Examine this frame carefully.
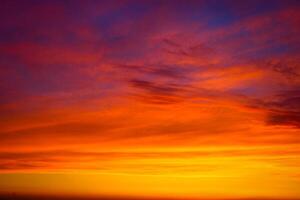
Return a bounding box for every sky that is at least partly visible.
[0,0,300,199]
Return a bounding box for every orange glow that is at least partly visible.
[0,0,300,199]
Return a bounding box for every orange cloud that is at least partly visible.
[0,0,300,199]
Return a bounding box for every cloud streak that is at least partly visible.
[0,0,300,198]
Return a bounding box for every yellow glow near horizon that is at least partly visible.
[1,1,300,199]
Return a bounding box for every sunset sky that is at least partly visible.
[0,0,300,199]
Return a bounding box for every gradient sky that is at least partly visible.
[0,0,300,199]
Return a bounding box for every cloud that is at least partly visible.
[0,2,300,193]
[128,79,189,105]
[265,89,300,128]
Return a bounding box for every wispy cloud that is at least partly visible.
[0,0,300,198]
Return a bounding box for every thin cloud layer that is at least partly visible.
[0,0,300,199]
